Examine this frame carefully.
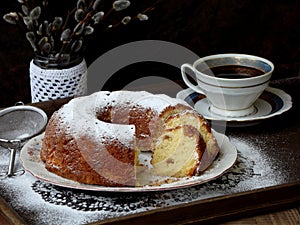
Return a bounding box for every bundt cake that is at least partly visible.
[40,90,219,187]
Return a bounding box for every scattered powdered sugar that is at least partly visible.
[1,177,111,225]
[1,128,288,225]
[0,90,292,224]
[0,150,139,225]
[229,134,287,188]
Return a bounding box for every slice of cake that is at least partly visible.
[163,111,220,173]
[151,125,205,177]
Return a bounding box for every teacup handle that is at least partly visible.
[181,63,204,94]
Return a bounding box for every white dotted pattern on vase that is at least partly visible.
[30,59,88,103]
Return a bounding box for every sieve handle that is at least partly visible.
[7,148,17,177]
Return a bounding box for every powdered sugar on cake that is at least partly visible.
[55,90,190,148]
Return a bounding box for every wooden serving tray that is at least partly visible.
[0,79,299,225]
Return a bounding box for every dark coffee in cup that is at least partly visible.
[202,65,265,79]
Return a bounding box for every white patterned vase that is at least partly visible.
[29,57,88,103]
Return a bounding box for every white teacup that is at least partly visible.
[181,54,274,117]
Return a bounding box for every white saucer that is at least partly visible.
[176,87,292,122]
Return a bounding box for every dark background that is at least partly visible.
[1,0,300,107]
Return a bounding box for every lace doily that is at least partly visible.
[29,153,257,212]
[30,59,87,102]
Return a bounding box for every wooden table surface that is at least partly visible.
[0,78,299,225]
[220,207,299,225]
[0,199,298,225]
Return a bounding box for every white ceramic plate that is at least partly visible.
[176,87,292,122]
[20,131,237,192]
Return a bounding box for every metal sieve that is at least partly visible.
[0,103,47,178]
